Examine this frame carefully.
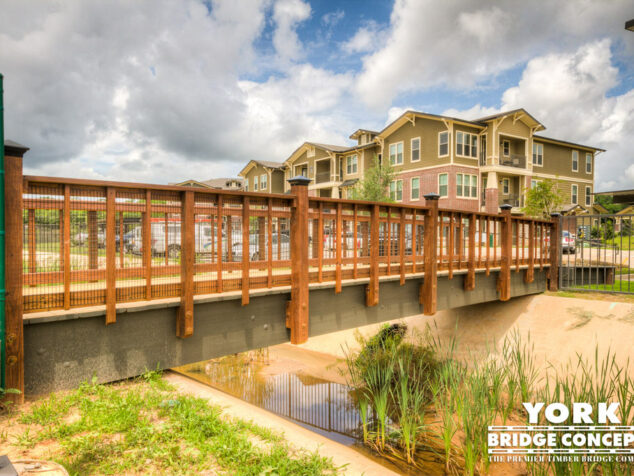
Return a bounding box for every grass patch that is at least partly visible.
[579,280,634,292]
[4,371,337,475]
[606,235,634,250]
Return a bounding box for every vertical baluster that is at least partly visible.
[353,204,358,279]
[216,195,223,293]
[144,189,152,300]
[267,197,273,287]
[399,208,405,285]
[335,202,342,293]
[366,204,379,306]
[242,196,250,305]
[105,187,116,324]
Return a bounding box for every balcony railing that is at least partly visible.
[501,194,522,207]
[499,154,526,168]
[315,171,333,184]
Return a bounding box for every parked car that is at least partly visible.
[561,230,576,254]
[226,232,291,261]
[127,222,213,257]
[72,230,105,248]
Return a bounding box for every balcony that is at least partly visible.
[501,194,521,207]
[499,154,526,169]
[316,171,333,184]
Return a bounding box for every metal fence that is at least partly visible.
[559,213,633,294]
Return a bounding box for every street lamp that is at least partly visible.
[626,19,634,31]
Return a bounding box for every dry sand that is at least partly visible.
[299,292,634,377]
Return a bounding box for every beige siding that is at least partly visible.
[383,117,452,172]
[536,141,594,182]
[453,125,482,166]
[244,164,268,191]
[497,117,531,137]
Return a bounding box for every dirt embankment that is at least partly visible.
[299,293,634,377]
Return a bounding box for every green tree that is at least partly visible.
[595,194,626,214]
[522,179,566,219]
[351,155,396,202]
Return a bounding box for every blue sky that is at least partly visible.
[1,0,633,190]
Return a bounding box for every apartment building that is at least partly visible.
[239,160,286,193]
[236,108,603,214]
[173,177,243,190]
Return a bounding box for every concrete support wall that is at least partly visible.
[24,269,548,395]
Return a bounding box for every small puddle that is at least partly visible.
[175,353,435,475]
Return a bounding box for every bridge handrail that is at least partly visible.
[17,174,559,336]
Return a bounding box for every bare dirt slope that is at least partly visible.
[299,292,634,376]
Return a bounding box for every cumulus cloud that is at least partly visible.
[444,40,634,191]
[272,0,311,63]
[342,20,387,54]
[354,0,633,110]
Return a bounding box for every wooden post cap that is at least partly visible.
[424,193,440,201]
[550,212,561,218]
[287,176,312,186]
[500,204,513,211]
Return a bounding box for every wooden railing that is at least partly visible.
[18,175,559,341]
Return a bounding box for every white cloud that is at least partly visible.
[444,40,634,191]
[342,20,386,54]
[272,0,311,63]
[322,9,344,27]
[354,0,633,110]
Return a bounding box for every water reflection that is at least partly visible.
[178,355,363,445]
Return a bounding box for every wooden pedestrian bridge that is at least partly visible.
[2,146,559,398]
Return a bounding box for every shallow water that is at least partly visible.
[176,353,444,475]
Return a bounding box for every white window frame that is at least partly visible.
[411,137,421,162]
[456,173,478,199]
[346,155,358,175]
[389,179,403,202]
[585,186,592,206]
[456,131,478,158]
[244,182,249,192]
[389,142,404,165]
[502,178,509,195]
[585,152,592,174]
[531,179,541,189]
[260,173,267,191]
[502,140,510,157]
[571,184,578,204]
[438,173,448,198]
[410,177,420,201]
[532,143,543,166]
[253,175,259,191]
[572,150,578,172]
[438,131,449,157]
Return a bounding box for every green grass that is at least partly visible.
[8,371,337,475]
[606,235,633,250]
[580,280,633,292]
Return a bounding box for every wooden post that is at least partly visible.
[335,202,342,294]
[63,185,70,309]
[288,176,310,344]
[267,198,273,287]
[216,195,223,293]
[87,210,98,270]
[105,188,116,324]
[4,149,25,402]
[498,204,512,301]
[242,196,250,306]
[144,190,152,300]
[177,190,194,338]
[317,201,323,283]
[27,208,36,276]
[399,208,405,285]
[421,194,439,315]
[464,213,476,290]
[548,213,560,291]
[258,216,266,262]
[525,220,535,283]
[365,204,379,307]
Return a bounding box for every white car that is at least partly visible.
[127,222,213,257]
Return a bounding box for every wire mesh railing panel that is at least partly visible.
[559,214,633,294]
[22,178,559,313]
